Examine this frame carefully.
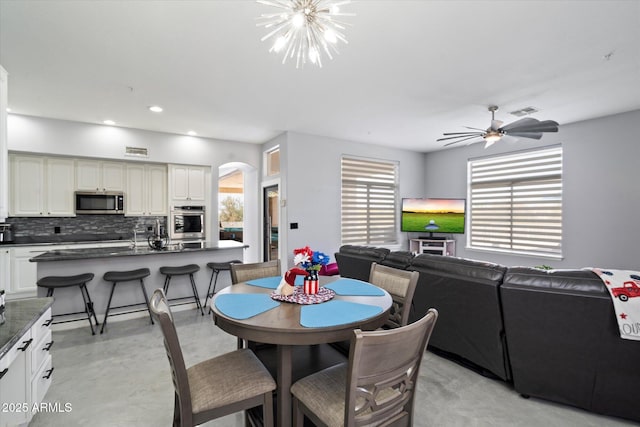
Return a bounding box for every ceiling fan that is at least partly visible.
[438,106,559,148]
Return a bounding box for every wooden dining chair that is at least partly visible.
[149,289,276,427]
[229,259,281,349]
[230,259,281,284]
[291,308,438,427]
[369,262,419,328]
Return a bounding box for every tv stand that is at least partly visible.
[410,238,456,256]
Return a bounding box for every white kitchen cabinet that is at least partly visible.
[76,160,125,192]
[9,245,58,299]
[9,154,75,217]
[0,306,53,427]
[0,66,8,221]
[0,329,31,427]
[169,164,206,202]
[125,163,167,216]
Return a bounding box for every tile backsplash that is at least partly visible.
[5,215,167,242]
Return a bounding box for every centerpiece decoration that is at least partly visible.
[294,246,330,295]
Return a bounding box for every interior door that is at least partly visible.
[263,185,279,261]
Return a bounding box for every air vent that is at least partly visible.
[125,146,149,157]
[509,106,539,117]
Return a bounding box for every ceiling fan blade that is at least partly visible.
[442,131,484,136]
[500,118,559,133]
[504,131,543,140]
[464,126,486,131]
[443,135,483,146]
[437,133,483,142]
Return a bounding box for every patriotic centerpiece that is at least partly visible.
[294,246,331,295]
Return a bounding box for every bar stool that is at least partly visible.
[204,260,242,311]
[100,268,153,334]
[159,264,204,315]
[36,273,99,335]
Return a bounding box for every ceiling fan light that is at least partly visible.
[484,133,501,142]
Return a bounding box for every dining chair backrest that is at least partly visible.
[368,262,419,328]
[230,259,281,284]
[346,308,438,426]
[149,288,193,426]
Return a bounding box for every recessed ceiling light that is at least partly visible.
[148,105,163,113]
[103,120,116,125]
[187,131,197,136]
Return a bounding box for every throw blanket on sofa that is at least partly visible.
[592,268,640,341]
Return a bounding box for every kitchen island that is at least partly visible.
[30,240,247,321]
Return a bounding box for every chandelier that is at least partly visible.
[257,0,353,68]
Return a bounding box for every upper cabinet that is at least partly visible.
[10,154,75,217]
[76,160,125,192]
[169,165,206,203]
[125,163,167,216]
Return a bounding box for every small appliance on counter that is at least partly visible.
[148,219,170,250]
[0,223,13,243]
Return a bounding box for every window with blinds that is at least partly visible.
[341,156,398,245]
[467,146,563,258]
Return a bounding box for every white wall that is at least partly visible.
[423,110,640,269]
[7,114,263,260]
[283,132,426,268]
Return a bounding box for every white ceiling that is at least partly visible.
[1,0,639,153]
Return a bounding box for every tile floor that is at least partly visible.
[28,310,637,427]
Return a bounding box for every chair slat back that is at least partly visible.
[149,289,193,427]
[346,308,438,427]
[230,259,281,284]
[369,263,419,328]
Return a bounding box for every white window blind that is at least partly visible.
[467,146,563,258]
[341,156,398,245]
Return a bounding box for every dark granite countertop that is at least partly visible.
[30,240,247,262]
[0,298,54,360]
[0,233,132,247]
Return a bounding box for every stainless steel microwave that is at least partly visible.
[75,191,124,214]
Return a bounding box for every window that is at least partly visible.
[265,147,280,176]
[341,156,398,245]
[467,146,563,258]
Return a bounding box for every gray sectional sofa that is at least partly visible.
[334,245,640,423]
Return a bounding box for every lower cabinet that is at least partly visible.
[0,307,53,427]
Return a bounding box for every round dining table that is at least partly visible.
[211,278,392,427]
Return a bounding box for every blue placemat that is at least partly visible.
[300,300,383,328]
[245,276,282,289]
[214,294,280,319]
[245,275,307,288]
[324,278,385,296]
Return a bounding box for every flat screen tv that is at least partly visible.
[401,198,466,237]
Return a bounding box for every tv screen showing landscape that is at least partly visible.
[401,198,466,234]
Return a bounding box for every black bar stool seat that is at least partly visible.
[100,268,153,334]
[204,260,242,311]
[37,273,99,335]
[159,264,204,315]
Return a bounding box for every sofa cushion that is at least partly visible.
[501,267,640,422]
[380,251,415,270]
[409,254,509,380]
[335,245,391,281]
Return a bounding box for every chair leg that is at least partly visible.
[100,282,117,334]
[139,278,154,325]
[292,396,303,427]
[163,275,171,294]
[79,284,96,335]
[189,273,205,316]
[263,390,274,427]
[46,288,54,297]
[82,283,100,327]
[172,393,181,427]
